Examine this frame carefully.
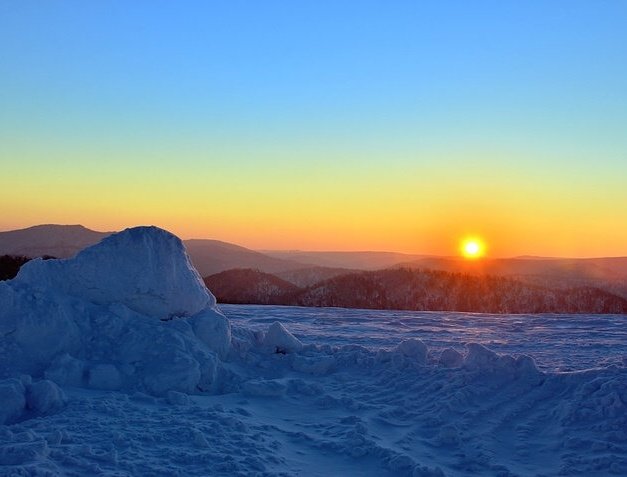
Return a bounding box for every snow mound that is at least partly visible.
[463,342,541,380]
[261,321,303,354]
[0,379,26,425]
[14,226,214,319]
[190,308,231,359]
[395,338,428,364]
[0,377,66,425]
[439,348,463,368]
[0,226,231,396]
[26,379,66,415]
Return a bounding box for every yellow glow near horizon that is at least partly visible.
[461,238,486,259]
[1,145,627,257]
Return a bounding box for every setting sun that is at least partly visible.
[461,238,486,259]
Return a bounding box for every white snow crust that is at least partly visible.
[13,225,214,319]
[1,227,626,476]
[261,321,304,354]
[0,227,231,397]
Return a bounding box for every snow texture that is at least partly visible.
[261,321,304,354]
[0,378,65,425]
[0,226,231,396]
[14,225,214,319]
[1,227,626,476]
[395,338,428,364]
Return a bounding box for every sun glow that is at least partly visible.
[460,238,486,259]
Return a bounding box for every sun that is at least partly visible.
[460,237,486,259]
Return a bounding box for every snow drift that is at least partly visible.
[13,226,213,319]
[0,226,231,402]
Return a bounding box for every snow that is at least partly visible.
[25,379,66,415]
[0,380,25,425]
[14,225,214,319]
[439,348,463,368]
[0,378,65,425]
[261,321,304,354]
[223,304,627,371]
[395,338,428,364]
[1,226,627,475]
[0,227,231,395]
[189,308,231,359]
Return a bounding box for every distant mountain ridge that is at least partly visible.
[395,256,627,281]
[261,250,434,270]
[205,267,627,314]
[0,224,110,258]
[0,225,311,277]
[275,266,357,287]
[204,268,299,305]
[184,239,308,276]
[1,224,626,301]
[394,256,627,299]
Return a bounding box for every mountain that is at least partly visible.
[295,268,627,314]
[261,250,431,270]
[204,268,300,305]
[263,252,627,298]
[275,266,356,287]
[394,256,627,299]
[396,256,627,281]
[0,224,110,258]
[184,240,308,277]
[206,267,627,314]
[0,225,311,277]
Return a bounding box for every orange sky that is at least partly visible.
[1,155,625,258]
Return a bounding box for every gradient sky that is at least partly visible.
[1,1,626,257]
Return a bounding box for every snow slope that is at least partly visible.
[1,227,626,476]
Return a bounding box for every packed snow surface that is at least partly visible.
[223,304,627,371]
[1,227,626,476]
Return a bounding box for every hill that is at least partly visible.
[0,225,310,277]
[184,240,308,277]
[206,267,627,314]
[261,250,431,270]
[0,224,109,258]
[275,266,356,287]
[395,256,627,299]
[204,268,300,305]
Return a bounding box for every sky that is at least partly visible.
[1,1,626,257]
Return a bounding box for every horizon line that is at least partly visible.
[1,222,626,261]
